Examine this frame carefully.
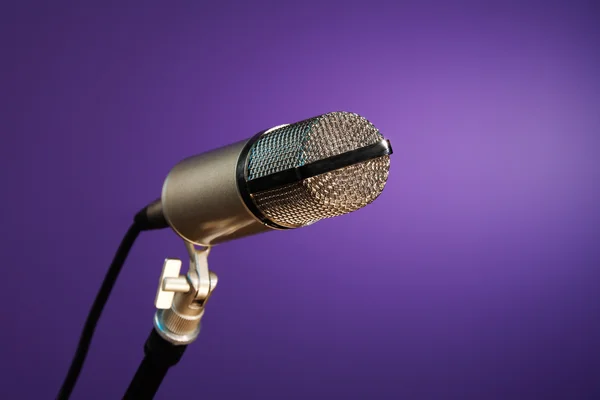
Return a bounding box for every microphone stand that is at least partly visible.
[124,243,217,399]
[124,329,187,399]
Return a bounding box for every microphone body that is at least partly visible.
[161,136,270,246]
[151,112,392,247]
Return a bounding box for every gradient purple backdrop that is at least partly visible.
[1,1,599,399]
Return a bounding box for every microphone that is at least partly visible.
[57,111,393,400]
[143,111,393,246]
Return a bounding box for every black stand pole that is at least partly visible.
[124,329,187,399]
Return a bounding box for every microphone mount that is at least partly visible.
[153,241,218,345]
[124,240,218,398]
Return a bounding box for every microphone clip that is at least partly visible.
[152,241,218,345]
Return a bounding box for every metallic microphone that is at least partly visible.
[144,111,393,345]
[147,111,393,246]
[59,112,394,400]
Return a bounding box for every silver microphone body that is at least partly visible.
[157,112,392,247]
[161,137,269,246]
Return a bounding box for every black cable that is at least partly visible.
[56,201,168,399]
[56,222,142,399]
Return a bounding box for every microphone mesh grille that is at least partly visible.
[246,112,390,227]
[247,112,384,179]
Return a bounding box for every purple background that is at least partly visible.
[1,1,599,399]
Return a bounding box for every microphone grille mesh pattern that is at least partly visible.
[245,112,390,228]
[247,112,384,179]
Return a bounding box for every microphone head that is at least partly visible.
[238,111,392,229]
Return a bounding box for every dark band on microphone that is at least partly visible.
[246,139,393,194]
[236,130,292,230]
